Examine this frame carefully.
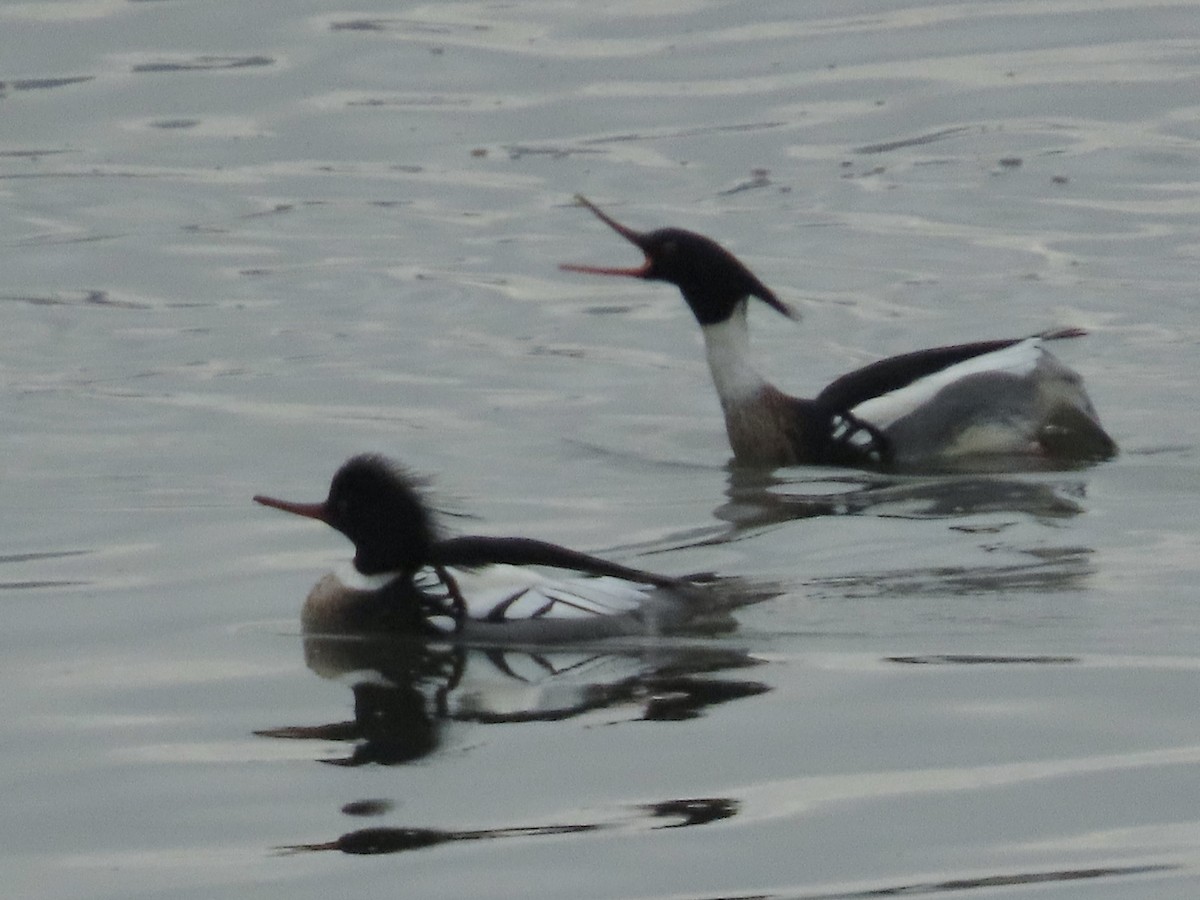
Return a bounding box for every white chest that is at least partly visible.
[701,307,769,407]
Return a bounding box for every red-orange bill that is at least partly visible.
[253,495,328,523]
[561,196,652,277]
[559,260,651,278]
[571,194,644,245]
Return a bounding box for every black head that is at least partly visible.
[254,454,438,576]
[560,195,797,326]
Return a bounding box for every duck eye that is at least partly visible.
[661,240,678,257]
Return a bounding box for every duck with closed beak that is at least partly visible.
[255,455,731,641]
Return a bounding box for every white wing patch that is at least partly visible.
[851,338,1045,430]
[415,564,653,633]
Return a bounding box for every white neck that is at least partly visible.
[701,301,768,409]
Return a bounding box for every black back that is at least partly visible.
[814,339,1023,413]
[433,535,683,588]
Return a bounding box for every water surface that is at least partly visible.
[3,1,1200,898]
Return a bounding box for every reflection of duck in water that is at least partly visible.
[254,454,752,641]
[710,465,1088,536]
[562,196,1116,471]
[261,636,770,766]
[280,795,741,856]
[262,633,762,851]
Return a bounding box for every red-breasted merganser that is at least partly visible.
[561,196,1117,470]
[254,454,719,640]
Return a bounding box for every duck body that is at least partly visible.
[836,334,1111,465]
[301,562,687,642]
[562,197,1116,470]
[256,455,714,641]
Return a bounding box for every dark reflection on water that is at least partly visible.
[718,467,1086,532]
[813,543,1095,598]
[0,76,94,96]
[280,796,739,856]
[855,126,981,156]
[259,680,438,766]
[257,633,770,766]
[620,468,1091,560]
[664,468,1104,603]
[131,55,274,74]
[720,864,1177,900]
[0,549,90,564]
[631,863,1181,900]
[327,16,493,36]
[887,654,1078,666]
[261,631,760,857]
[341,799,393,817]
[0,290,150,309]
[0,549,91,590]
[0,579,87,590]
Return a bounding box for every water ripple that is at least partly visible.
[130,55,275,74]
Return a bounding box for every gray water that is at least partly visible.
[4,1,1200,897]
